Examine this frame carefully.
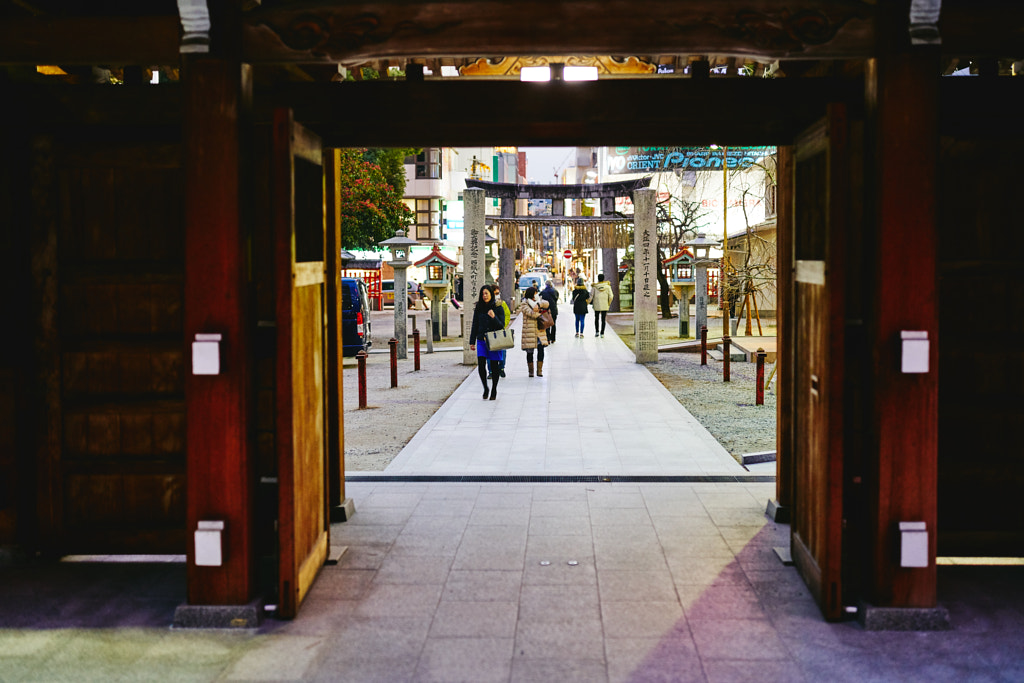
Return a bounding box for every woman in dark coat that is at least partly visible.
[571,277,591,338]
[468,284,506,400]
[540,279,559,344]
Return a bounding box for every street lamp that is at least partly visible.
[378,229,418,359]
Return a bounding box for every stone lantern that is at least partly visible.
[662,248,695,337]
[683,232,720,338]
[378,229,418,359]
[414,244,458,342]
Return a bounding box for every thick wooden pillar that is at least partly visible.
[324,149,352,521]
[771,145,795,520]
[182,56,255,608]
[864,49,939,610]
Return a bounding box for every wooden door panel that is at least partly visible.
[793,277,832,610]
[274,109,328,618]
[35,140,186,554]
[291,282,327,609]
[790,107,847,620]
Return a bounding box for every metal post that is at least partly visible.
[722,334,731,382]
[356,350,368,409]
[389,337,398,388]
[413,328,421,371]
[756,347,766,405]
[700,325,708,366]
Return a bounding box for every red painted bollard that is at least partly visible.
[700,326,708,366]
[356,350,368,408]
[722,335,731,383]
[756,347,766,405]
[413,328,421,371]
[389,337,398,388]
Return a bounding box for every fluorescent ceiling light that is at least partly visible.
[564,66,598,81]
[520,66,550,82]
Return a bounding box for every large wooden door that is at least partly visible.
[30,137,186,555]
[789,106,849,621]
[272,110,329,618]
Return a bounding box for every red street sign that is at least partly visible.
[563,249,572,259]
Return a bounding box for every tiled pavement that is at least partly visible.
[3,480,1023,681]
[2,315,1023,681]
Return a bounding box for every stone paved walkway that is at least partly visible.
[4,480,1022,681]
[381,316,746,477]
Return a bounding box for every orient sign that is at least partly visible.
[605,146,776,175]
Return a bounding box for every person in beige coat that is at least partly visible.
[519,286,550,377]
[589,273,614,337]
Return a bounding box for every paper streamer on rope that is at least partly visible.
[489,217,633,252]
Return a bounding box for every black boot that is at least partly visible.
[489,360,500,400]
[478,357,489,399]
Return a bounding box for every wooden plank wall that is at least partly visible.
[936,137,1024,556]
[36,139,186,553]
[0,125,28,547]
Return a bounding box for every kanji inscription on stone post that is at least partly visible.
[633,188,658,363]
[463,188,487,365]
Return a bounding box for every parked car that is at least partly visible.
[518,273,546,291]
[381,279,426,309]
[341,277,372,356]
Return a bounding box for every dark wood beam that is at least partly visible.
[9,75,1019,148]
[243,0,877,64]
[255,78,862,147]
[0,16,180,65]
[0,2,1021,67]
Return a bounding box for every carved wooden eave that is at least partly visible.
[242,0,878,65]
[1,1,1023,67]
[460,55,658,78]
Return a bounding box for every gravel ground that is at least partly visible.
[343,308,472,471]
[343,306,776,471]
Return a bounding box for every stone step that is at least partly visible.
[709,346,746,362]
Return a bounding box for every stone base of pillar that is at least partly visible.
[766,499,790,523]
[330,497,356,523]
[857,602,951,631]
[173,598,263,629]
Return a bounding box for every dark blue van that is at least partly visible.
[341,277,372,356]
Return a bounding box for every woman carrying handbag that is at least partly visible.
[468,284,506,400]
[519,286,550,377]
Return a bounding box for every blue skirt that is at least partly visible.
[476,340,505,362]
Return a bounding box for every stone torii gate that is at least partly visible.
[462,180,658,364]
[465,177,652,312]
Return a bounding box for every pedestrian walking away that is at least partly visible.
[519,286,550,377]
[468,284,506,400]
[571,277,591,337]
[540,279,559,344]
[590,273,613,337]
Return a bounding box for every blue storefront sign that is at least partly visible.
[605,146,775,175]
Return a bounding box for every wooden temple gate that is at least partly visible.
[2,1,1023,627]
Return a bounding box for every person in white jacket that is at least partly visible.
[590,274,614,338]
